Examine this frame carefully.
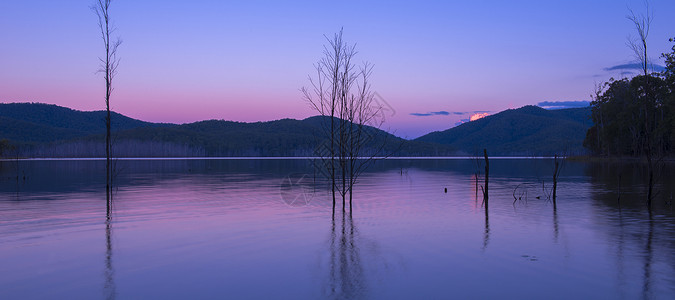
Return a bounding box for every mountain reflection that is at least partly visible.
[1,158,673,298]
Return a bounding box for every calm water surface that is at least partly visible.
[1,158,674,299]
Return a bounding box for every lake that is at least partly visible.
[1,158,674,299]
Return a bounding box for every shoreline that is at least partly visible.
[2,156,564,161]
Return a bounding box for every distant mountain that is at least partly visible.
[2,102,592,157]
[108,118,323,156]
[0,103,165,143]
[415,105,592,156]
[1,102,454,157]
[104,116,454,157]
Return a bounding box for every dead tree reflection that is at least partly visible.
[482,207,490,252]
[325,211,366,299]
[552,205,559,244]
[642,212,654,299]
[615,208,627,296]
[103,194,116,300]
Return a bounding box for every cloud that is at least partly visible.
[538,101,590,109]
[604,63,665,72]
[431,111,449,115]
[410,110,494,117]
[410,110,451,117]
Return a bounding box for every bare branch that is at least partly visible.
[626,0,652,75]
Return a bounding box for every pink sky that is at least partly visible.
[2,0,675,138]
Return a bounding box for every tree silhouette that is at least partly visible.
[303,29,390,212]
[92,0,121,200]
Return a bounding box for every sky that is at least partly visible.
[1,0,675,138]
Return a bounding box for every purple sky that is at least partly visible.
[2,0,675,138]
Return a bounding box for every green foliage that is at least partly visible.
[585,37,675,157]
[416,106,592,156]
[663,37,675,88]
[663,37,675,149]
[584,74,672,156]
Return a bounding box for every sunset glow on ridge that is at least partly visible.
[470,113,490,121]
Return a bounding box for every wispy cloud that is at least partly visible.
[538,100,590,109]
[604,63,665,72]
[412,110,495,127]
[410,110,452,117]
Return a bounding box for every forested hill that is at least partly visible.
[1,103,592,157]
[415,105,592,156]
[0,103,454,157]
[0,103,166,143]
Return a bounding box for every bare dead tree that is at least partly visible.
[92,0,121,203]
[481,149,489,248]
[627,0,659,208]
[345,62,392,210]
[627,0,652,77]
[302,30,347,210]
[303,29,389,212]
[472,149,483,200]
[551,154,564,208]
[482,149,489,205]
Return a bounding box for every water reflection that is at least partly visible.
[478,173,490,251]
[104,193,116,300]
[615,209,627,297]
[0,158,26,199]
[1,159,674,299]
[586,164,675,298]
[325,211,366,299]
[482,208,490,252]
[552,205,559,244]
[0,159,316,196]
[642,213,654,300]
[585,160,674,210]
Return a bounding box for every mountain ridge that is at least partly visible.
[415,105,592,155]
[1,102,591,157]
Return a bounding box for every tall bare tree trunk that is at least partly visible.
[93,0,121,202]
[552,154,559,209]
[483,149,489,205]
[628,1,655,208]
[331,114,336,211]
[303,29,389,215]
